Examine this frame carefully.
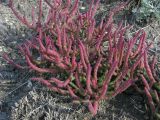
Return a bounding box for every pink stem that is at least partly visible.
[79,44,87,70]
[86,65,93,95]
[93,56,102,89]
[2,53,25,69]
[88,101,99,115]
[140,74,150,90]
[112,79,135,98]
[31,78,68,94]
[144,51,156,86]
[131,31,146,58]
[8,0,35,29]
[98,60,118,100]
[70,0,79,16]
[38,0,42,26]
[67,85,79,99]
[50,75,71,88]
[144,87,155,113]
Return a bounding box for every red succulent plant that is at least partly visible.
[2,0,160,117]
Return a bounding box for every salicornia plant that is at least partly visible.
[2,0,160,117]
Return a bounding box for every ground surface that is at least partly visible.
[0,0,160,120]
